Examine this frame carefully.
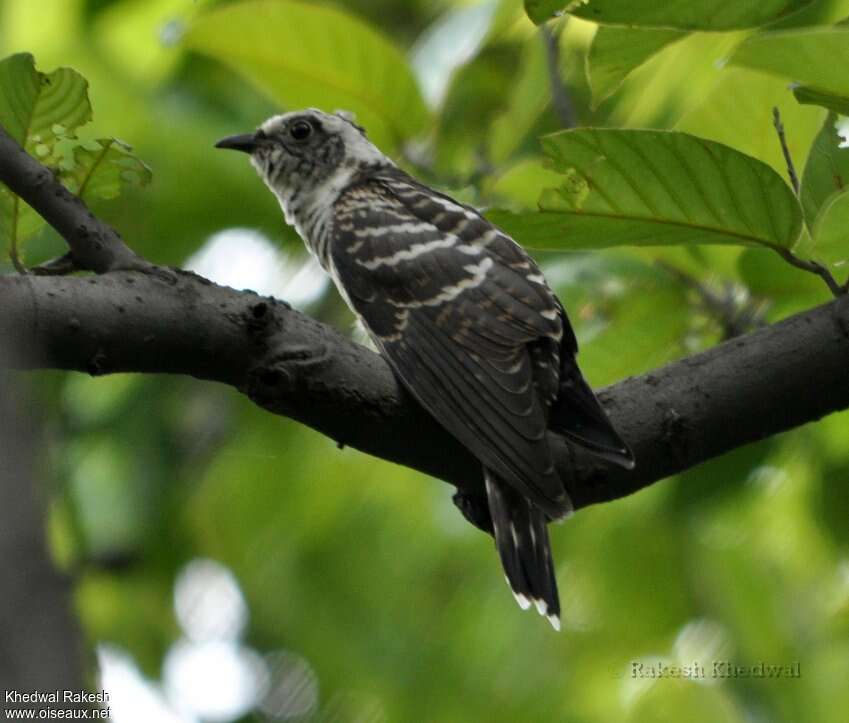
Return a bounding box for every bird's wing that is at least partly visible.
[329,171,570,516]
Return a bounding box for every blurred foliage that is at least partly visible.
[2,0,849,721]
[184,0,431,152]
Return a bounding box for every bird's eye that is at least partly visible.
[289,120,313,141]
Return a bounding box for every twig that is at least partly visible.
[768,110,846,297]
[772,107,800,196]
[30,252,78,276]
[9,249,27,274]
[541,23,576,129]
[770,244,846,297]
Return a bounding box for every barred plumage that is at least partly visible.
[217,108,634,630]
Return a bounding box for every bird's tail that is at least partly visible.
[484,469,562,631]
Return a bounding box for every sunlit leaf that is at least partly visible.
[486,157,564,209]
[810,189,849,268]
[488,129,803,251]
[568,0,814,30]
[605,31,746,131]
[63,138,152,202]
[675,66,825,177]
[184,0,429,151]
[730,28,849,100]
[586,26,686,108]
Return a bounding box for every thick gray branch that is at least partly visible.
[3,271,849,509]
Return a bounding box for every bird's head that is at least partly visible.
[215,108,390,206]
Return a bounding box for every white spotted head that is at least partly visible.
[215,108,392,211]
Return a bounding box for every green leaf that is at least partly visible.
[487,129,802,251]
[184,0,429,152]
[586,26,686,108]
[793,85,849,116]
[63,138,153,202]
[0,53,152,265]
[800,112,849,228]
[0,52,91,155]
[0,53,91,263]
[524,0,564,25]
[810,189,849,268]
[568,0,814,30]
[488,32,549,164]
[433,43,524,176]
[486,157,565,210]
[604,31,746,129]
[730,28,849,100]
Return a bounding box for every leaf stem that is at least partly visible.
[769,243,846,297]
[772,107,800,196]
[769,108,847,297]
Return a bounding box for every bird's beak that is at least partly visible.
[214,133,259,153]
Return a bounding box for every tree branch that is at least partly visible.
[3,123,849,512]
[3,271,849,510]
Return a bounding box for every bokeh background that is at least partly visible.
[2,0,849,721]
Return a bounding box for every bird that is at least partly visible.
[216,109,634,630]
